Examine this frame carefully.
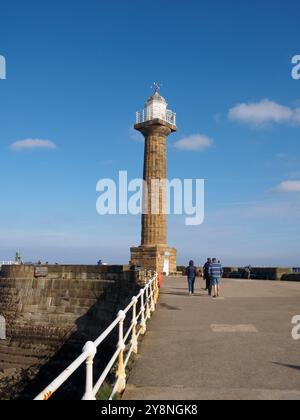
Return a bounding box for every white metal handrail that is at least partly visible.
[34,272,159,401]
[135,109,177,126]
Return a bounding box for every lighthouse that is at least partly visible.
[130,84,177,275]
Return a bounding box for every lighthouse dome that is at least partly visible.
[145,91,167,106]
[144,90,168,122]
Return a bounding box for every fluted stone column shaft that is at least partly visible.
[130,118,177,274]
[141,125,170,246]
[135,122,172,246]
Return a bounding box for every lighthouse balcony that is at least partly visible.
[135,109,176,126]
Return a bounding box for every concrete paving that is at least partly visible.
[123,276,300,400]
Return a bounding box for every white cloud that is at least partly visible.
[228,99,300,127]
[293,107,300,123]
[175,134,214,152]
[274,181,300,193]
[11,139,57,151]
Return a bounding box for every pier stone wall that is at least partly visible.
[0,264,147,399]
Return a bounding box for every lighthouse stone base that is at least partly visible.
[130,245,177,275]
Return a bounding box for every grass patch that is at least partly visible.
[96,382,120,401]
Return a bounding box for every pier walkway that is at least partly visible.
[123,276,300,400]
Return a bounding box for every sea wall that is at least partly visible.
[223,267,295,280]
[0,264,147,399]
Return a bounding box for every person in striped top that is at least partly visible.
[209,258,223,298]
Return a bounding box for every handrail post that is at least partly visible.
[146,284,151,320]
[154,273,159,304]
[131,297,138,354]
[140,290,146,335]
[153,276,157,305]
[150,280,155,313]
[82,342,97,401]
[115,311,126,394]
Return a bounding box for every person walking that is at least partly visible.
[203,258,212,295]
[245,265,252,280]
[209,258,223,298]
[186,260,197,296]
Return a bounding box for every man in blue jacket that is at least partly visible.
[203,258,212,296]
[209,258,223,298]
[186,260,197,296]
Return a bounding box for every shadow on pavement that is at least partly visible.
[161,291,209,298]
[159,303,181,311]
[273,362,300,372]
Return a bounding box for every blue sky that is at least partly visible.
[0,0,299,266]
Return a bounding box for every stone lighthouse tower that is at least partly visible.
[130,84,177,275]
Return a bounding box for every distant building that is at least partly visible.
[0,261,17,268]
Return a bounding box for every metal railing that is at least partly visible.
[135,109,176,126]
[34,272,159,401]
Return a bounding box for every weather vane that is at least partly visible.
[151,81,162,94]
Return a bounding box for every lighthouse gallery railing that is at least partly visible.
[135,109,176,126]
[34,272,159,401]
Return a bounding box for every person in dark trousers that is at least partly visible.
[203,258,212,295]
[209,258,223,298]
[186,260,197,296]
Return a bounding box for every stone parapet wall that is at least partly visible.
[223,267,295,280]
[0,264,132,280]
[281,274,300,282]
[0,265,145,341]
[0,265,147,399]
